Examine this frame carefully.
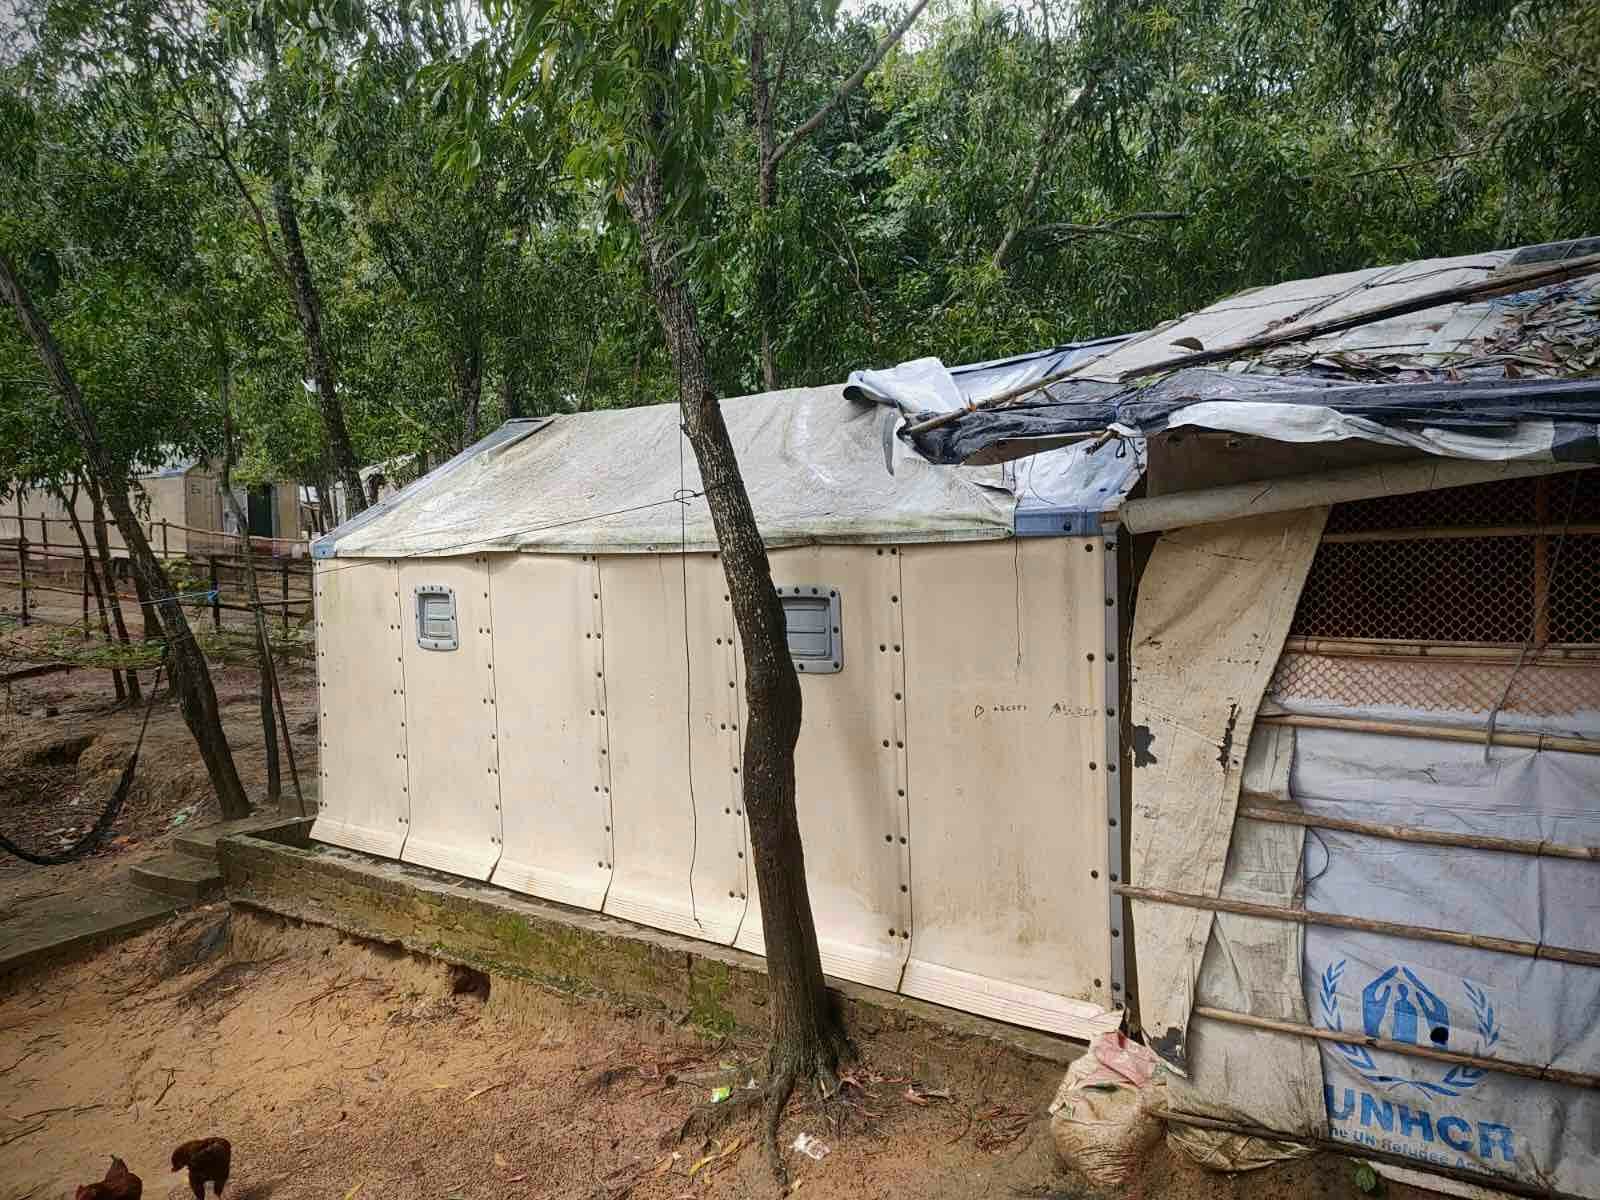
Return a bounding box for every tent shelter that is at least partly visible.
[313,238,1600,1197]
[311,380,1140,1039]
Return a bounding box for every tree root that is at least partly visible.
[761,1027,854,1190]
[662,1087,764,1148]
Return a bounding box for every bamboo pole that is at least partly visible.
[1323,522,1600,544]
[1236,802,1600,861]
[1189,1005,1600,1089]
[1282,636,1600,665]
[1111,884,1600,968]
[1256,712,1599,755]
[1155,1109,1582,1200]
[1122,250,1600,381]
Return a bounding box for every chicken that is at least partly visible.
[75,1156,142,1200]
[171,1137,231,1199]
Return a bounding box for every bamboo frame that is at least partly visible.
[1111,884,1600,968]
[1281,636,1600,665]
[1256,712,1599,755]
[1155,1109,1582,1200]
[1190,1005,1600,1089]
[1236,802,1600,861]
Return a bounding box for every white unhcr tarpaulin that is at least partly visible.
[321,387,1019,558]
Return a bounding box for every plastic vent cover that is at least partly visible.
[780,585,842,673]
[414,585,459,651]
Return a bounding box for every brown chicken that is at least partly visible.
[171,1137,231,1198]
[74,1156,142,1200]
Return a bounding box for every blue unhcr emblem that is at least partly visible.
[1319,961,1501,1098]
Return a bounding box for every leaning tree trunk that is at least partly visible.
[625,154,847,1178]
[0,249,252,819]
[271,183,367,516]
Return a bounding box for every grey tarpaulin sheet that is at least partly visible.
[319,387,1025,558]
[1128,508,1328,1073]
[1167,724,1322,1164]
[1292,728,1600,1195]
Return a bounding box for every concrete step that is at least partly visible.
[129,853,224,902]
[174,814,315,862]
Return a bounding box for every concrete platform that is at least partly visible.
[219,834,1084,1073]
[0,879,183,985]
[174,813,313,862]
[129,852,224,901]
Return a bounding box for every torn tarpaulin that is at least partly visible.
[851,367,1600,465]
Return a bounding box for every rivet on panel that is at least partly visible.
[900,884,908,893]
[882,739,890,748]
[737,851,743,859]
[1107,652,1116,663]
[1112,929,1121,938]
[1109,817,1118,827]
[1087,653,1095,662]
[884,834,892,843]
[898,836,906,845]
[1108,763,1117,773]
[900,930,909,939]
[1091,869,1100,879]
[1090,762,1098,770]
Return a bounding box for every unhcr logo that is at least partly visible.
[1318,960,1516,1166]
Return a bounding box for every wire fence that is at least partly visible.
[0,518,315,643]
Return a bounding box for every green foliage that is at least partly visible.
[3,0,1596,504]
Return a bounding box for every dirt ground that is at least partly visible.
[0,589,319,910]
[2,910,1406,1200]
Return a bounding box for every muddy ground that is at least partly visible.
[2,910,1405,1200]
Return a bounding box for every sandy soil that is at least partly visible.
[1,912,1420,1200]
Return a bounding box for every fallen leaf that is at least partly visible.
[494,1152,508,1169]
[466,1081,507,1102]
[508,1174,526,1183]
[903,1086,929,1106]
[342,1184,362,1200]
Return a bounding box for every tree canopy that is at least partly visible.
[1,0,1594,499]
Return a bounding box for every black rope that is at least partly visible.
[0,659,166,865]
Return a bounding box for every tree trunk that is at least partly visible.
[624,154,845,1179]
[218,341,281,807]
[750,11,782,392]
[59,479,124,702]
[271,182,367,515]
[84,475,141,702]
[453,345,484,447]
[0,248,252,819]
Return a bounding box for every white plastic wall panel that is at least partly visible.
[734,546,912,991]
[395,556,504,880]
[487,555,614,910]
[897,538,1121,1038]
[311,559,411,857]
[600,554,748,943]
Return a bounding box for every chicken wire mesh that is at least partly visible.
[1292,473,1600,646]
[1269,652,1600,718]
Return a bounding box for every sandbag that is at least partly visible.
[1049,1032,1166,1189]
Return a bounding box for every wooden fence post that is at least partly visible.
[160,518,169,560]
[209,555,221,631]
[16,531,28,627]
[281,560,290,635]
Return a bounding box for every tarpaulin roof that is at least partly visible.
[847,241,1600,465]
[316,386,1130,559]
